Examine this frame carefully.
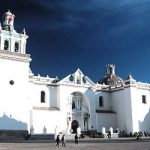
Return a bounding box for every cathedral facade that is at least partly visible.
[0,11,150,136]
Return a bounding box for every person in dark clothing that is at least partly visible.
[56,135,60,147]
[61,134,66,147]
[136,132,142,140]
[107,131,111,139]
[75,134,78,144]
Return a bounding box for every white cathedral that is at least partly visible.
[0,11,150,138]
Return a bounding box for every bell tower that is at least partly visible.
[0,10,30,58]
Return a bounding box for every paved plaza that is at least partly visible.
[0,138,150,150]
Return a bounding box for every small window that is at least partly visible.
[72,101,75,109]
[99,96,104,107]
[77,79,80,84]
[4,40,9,50]
[110,67,113,74]
[41,91,45,103]
[15,42,19,52]
[76,76,81,84]
[142,95,147,104]
[69,75,74,81]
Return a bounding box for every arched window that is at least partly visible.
[99,96,104,107]
[82,76,86,83]
[4,40,9,50]
[72,92,82,110]
[142,95,147,104]
[41,91,45,103]
[15,42,19,52]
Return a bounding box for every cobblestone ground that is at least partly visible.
[0,140,150,150]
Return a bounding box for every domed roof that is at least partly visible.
[98,64,123,86]
[98,74,123,85]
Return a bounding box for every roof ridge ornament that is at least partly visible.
[126,74,135,81]
[22,28,26,35]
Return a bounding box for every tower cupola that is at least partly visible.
[106,64,115,75]
[2,10,15,31]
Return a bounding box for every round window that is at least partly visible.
[9,80,14,85]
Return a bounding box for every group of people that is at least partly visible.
[56,130,111,147]
[56,133,79,147]
[56,134,66,147]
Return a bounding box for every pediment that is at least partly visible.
[60,68,95,86]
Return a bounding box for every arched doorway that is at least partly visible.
[71,120,79,133]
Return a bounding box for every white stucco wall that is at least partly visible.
[130,86,150,132]
[49,86,58,108]
[95,92,112,110]
[28,83,50,108]
[0,58,30,130]
[31,109,64,134]
[96,113,117,132]
[123,87,133,133]
[111,88,133,132]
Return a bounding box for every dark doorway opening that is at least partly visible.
[71,120,79,133]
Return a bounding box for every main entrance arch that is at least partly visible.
[67,92,90,133]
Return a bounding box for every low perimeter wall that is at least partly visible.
[0,130,28,140]
[103,133,119,139]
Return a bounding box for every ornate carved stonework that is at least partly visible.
[0,50,31,62]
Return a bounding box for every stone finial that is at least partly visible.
[22,28,26,35]
[109,127,113,134]
[126,74,135,80]
[43,126,47,134]
[102,127,106,134]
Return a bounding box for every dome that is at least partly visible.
[98,64,123,86]
[98,74,123,85]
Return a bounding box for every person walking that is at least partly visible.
[56,135,60,147]
[61,134,66,147]
[107,131,111,139]
[75,134,78,144]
